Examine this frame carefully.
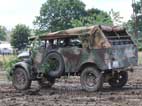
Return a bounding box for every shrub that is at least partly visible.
[3,56,19,80]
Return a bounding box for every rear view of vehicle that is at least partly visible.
[95,26,138,89]
[103,26,137,69]
[79,25,138,92]
[104,26,137,87]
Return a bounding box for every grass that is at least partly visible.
[0,55,18,80]
[138,52,142,65]
[0,55,16,64]
[0,55,17,70]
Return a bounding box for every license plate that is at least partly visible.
[113,61,119,68]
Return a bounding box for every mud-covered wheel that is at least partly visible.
[80,66,103,92]
[108,71,128,88]
[12,67,31,90]
[38,77,55,88]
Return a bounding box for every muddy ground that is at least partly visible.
[0,66,142,106]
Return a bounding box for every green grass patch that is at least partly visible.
[138,52,142,65]
[0,55,18,80]
[0,55,17,69]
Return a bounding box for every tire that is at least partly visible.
[80,66,103,92]
[45,52,64,78]
[108,71,128,89]
[38,77,55,88]
[12,67,31,90]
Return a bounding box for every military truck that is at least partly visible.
[11,25,138,92]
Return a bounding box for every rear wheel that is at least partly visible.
[12,67,31,90]
[108,71,128,88]
[80,66,103,92]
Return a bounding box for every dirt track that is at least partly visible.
[0,66,142,106]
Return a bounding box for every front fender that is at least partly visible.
[12,62,31,79]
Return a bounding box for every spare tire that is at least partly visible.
[43,51,64,78]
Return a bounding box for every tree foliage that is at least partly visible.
[11,24,31,50]
[109,9,123,25]
[124,0,142,50]
[34,0,86,33]
[71,8,112,27]
[132,1,142,14]
[132,0,142,36]
[0,26,7,41]
[127,0,142,35]
[34,0,113,34]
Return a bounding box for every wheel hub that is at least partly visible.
[15,71,26,85]
[108,71,128,88]
[113,73,124,84]
[86,73,96,87]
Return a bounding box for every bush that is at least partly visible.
[3,56,19,80]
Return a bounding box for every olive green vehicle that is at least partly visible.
[11,25,138,92]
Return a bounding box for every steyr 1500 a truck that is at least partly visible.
[10,25,138,92]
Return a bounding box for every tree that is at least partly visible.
[124,0,142,50]
[0,26,7,41]
[34,0,86,33]
[34,0,113,34]
[131,0,142,37]
[124,1,141,34]
[71,8,113,27]
[109,9,123,25]
[11,24,31,50]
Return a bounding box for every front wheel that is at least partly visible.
[108,71,128,89]
[80,66,103,92]
[12,67,31,90]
